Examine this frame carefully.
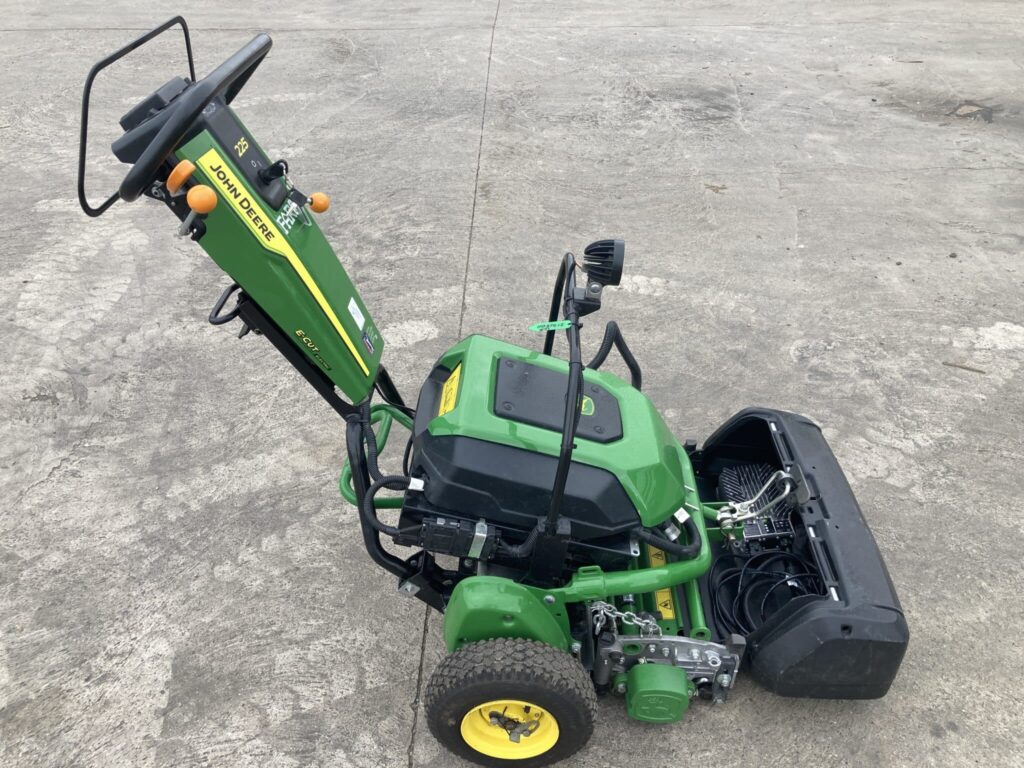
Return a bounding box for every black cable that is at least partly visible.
[542,257,569,356]
[352,405,420,540]
[710,548,825,635]
[586,321,642,390]
[359,403,384,483]
[758,574,821,624]
[731,552,804,633]
[708,552,748,635]
[634,519,701,560]
[740,570,812,633]
[360,474,420,537]
[497,525,541,559]
[402,432,415,477]
[374,380,416,418]
[545,254,583,534]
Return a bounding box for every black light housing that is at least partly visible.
[582,239,625,286]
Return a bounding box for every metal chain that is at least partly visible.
[590,600,662,637]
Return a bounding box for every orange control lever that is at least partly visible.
[309,192,330,213]
[178,185,218,236]
[166,159,196,195]
[186,185,218,214]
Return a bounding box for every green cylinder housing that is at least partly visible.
[625,664,694,723]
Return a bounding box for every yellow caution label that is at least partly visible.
[648,546,676,621]
[438,363,462,416]
[195,148,369,376]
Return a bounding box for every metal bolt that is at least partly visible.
[661,647,671,658]
[543,595,556,605]
[648,644,657,654]
[689,648,701,661]
[615,683,627,694]
[718,673,733,688]
[570,642,582,655]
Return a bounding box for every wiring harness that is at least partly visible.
[709,547,825,636]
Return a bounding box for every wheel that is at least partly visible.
[425,638,598,767]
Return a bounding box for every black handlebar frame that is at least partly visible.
[78,16,195,217]
[544,253,584,533]
[118,32,272,202]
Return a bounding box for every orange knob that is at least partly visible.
[166,159,196,194]
[186,185,218,215]
[309,192,330,213]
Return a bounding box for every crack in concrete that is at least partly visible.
[11,436,87,509]
[406,604,433,768]
[456,0,502,340]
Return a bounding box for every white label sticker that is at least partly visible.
[348,297,366,330]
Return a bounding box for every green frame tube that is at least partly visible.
[530,511,712,606]
[683,579,709,640]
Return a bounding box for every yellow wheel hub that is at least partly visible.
[460,699,559,760]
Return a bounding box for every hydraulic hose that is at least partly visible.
[360,403,384,483]
[360,474,415,537]
[542,258,568,356]
[497,525,541,559]
[634,515,702,560]
[586,320,642,390]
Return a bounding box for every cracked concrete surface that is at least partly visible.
[2,1,1023,766]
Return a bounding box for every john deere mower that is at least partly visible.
[79,20,909,767]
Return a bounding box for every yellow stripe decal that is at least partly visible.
[196,148,369,376]
[647,546,677,620]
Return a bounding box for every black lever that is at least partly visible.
[258,159,289,184]
[209,282,242,325]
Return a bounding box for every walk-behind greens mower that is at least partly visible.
[79,20,909,767]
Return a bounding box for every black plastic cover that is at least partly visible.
[409,432,640,541]
[112,77,190,164]
[406,363,640,541]
[702,408,908,699]
[493,357,622,443]
[120,76,190,131]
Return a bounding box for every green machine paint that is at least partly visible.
[176,126,382,403]
[81,19,908,768]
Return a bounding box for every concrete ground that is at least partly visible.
[2,1,1022,766]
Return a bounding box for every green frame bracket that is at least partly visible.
[444,576,572,652]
